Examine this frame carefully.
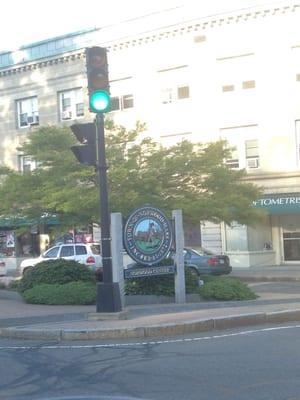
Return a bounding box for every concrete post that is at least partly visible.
[110,212,125,309]
[172,209,186,303]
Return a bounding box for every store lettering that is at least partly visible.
[253,197,300,207]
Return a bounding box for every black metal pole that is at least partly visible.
[96,113,122,312]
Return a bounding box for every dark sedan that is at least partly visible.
[183,247,232,276]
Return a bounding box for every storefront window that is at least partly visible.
[283,231,300,261]
[0,231,16,256]
[225,223,248,251]
[281,215,300,262]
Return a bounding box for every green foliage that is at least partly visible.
[0,282,5,289]
[0,122,262,230]
[19,259,95,293]
[7,280,21,291]
[22,282,96,305]
[125,267,199,296]
[199,277,258,301]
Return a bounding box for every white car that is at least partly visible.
[19,243,102,276]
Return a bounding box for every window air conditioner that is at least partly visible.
[27,115,39,125]
[62,110,72,120]
[246,158,259,169]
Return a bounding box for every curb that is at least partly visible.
[1,309,300,341]
[232,276,300,283]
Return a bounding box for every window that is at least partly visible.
[91,244,101,255]
[225,223,248,251]
[222,85,234,92]
[226,145,239,169]
[296,120,300,165]
[242,80,256,89]
[75,245,87,256]
[16,97,39,128]
[18,155,38,172]
[110,77,134,112]
[220,125,259,170]
[245,139,259,169]
[43,247,59,258]
[158,65,189,104]
[60,245,75,257]
[110,94,134,111]
[161,85,190,104]
[59,88,84,121]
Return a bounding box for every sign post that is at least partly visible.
[172,209,186,304]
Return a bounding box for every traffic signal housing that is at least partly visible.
[70,122,96,166]
[86,47,110,113]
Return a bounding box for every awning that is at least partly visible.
[253,193,300,215]
[0,215,60,229]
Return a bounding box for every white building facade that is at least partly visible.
[0,1,300,267]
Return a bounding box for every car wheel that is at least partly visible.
[189,267,199,278]
[22,267,32,276]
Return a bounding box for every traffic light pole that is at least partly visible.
[95,113,122,312]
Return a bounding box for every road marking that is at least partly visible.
[1,324,300,350]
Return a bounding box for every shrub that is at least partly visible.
[7,280,21,291]
[22,281,96,305]
[125,266,199,296]
[19,259,95,293]
[199,277,258,301]
[0,282,6,289]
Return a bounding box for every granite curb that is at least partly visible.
[1,309,300,341]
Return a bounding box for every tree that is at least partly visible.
[0,122,263,231]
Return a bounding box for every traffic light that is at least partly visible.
[70,122,96,166]
[86,47,110,113]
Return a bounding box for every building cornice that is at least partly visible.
[0,51,85,77]
[107,2,300,51]
[0,2,299,76]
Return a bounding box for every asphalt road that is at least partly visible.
[1,323,300,400]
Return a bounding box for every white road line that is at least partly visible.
[1,324,300,350]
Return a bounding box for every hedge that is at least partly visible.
[125,267,199,296]
[22,281,96,305]
[19,259,95,293]
[199,276,258,301]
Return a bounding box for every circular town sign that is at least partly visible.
[123,206,173,266]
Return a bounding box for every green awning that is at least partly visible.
[0,215,60,229]
[253,194,300,215]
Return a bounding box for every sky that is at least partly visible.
[1,0,285,52]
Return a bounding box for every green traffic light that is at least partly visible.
[89,90,110,113]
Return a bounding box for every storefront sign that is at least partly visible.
[123,206,173,266]
[253,194,300,214]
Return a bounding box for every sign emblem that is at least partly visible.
[123,206,173,266]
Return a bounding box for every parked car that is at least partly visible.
[0,259,6,276]
[125,247,232,277]
[19,243,102,278]
[183,247,232,276]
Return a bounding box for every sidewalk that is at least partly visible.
[1,266,300,341]
[231,264,300,281]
